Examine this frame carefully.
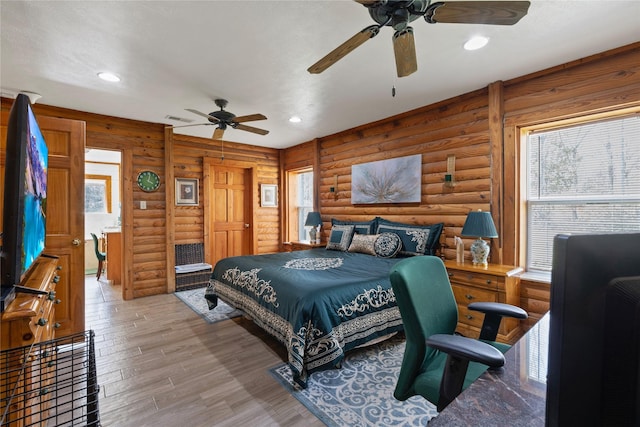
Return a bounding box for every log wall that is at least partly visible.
[2,42,638,313]
[286,42,640,324]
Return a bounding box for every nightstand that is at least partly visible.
[284,240,325,251]
[444,260,523,344]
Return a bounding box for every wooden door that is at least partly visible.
[1,111,86,337]
[38,116,86,337]
[206,163,254,266]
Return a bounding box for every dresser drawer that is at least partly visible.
[451,284,497,306]
[448,270,503,290]
[457,304,486,329]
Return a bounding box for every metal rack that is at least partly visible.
[1,330,100,426]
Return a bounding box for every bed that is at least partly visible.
[204,217,443,386]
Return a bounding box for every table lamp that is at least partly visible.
[305,211,322,243]
[461,210,498,266]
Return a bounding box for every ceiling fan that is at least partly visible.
[308,0,531,78]
[184,99,269,140]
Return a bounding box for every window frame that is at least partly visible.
[285,167,314,242]
[520,109,640,276]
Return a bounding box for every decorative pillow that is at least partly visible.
[326,225,355,251]
[348,234,378,256]
[331,218,377,235]
[376,219,444,256]
[374,232,402,258]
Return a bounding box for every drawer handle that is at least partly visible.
[486,279,492,284]
[54,322,61,329]
[55,299,61,305]
[37,318,48,326]
[465,294,475,300]
[56,265,62,271]
[48,291,56,301]
[448,273,454,277]
[53,276,60,283]
[465,314,474,320]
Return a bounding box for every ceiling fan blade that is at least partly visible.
[393,27,417,78]
[426,1,530,25]
[186,108,220,123]
[170,122,215,129]
[212,127,225,140]
[234,113,267,123]
[235,123,269,136]
[308,25,380,74]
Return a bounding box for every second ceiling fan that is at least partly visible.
[308,0,531,78]
[185,99,269,140]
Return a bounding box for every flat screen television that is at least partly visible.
[1,93,49,289]
[546,233,640,426]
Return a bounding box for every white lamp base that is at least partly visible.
[470,238,490,266]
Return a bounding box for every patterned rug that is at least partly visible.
[269,336,438,426]
[174,287,243,324]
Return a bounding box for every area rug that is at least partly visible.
[174,287,243,324]
[269,336,438,426]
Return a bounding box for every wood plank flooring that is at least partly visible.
[85,276,325,427]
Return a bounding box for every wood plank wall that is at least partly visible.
[284,42,640,327]
[2,42,637,311]
[171,134,280,253]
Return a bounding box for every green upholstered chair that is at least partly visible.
[390,256,527,411]
[90,233,106,280]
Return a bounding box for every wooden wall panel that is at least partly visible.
[314,89,492,258]
[172,134,280,255]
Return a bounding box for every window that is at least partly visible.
[287,169,314,241]
[85,174,112,214]
[524,113,640,273]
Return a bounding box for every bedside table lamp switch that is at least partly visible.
[461,210,498,266]
[305,211,322,243]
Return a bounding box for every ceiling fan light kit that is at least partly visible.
[308,0,530,78]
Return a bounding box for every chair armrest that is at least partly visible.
[426,334,505,368]
[427,334,505,411]
[468,302,528,319]
[468,302,528,342]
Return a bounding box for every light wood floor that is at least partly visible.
[85,276,325,427]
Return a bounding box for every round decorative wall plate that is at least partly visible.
[136,170,161,192]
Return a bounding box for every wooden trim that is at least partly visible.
[122,148,134,301]
[488,81,504,265]
[165,127,176,293]
[85,174,113,213]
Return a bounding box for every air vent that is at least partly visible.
[165,115,194,123]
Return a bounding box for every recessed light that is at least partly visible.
[289,116,302,123]
[464,36,489,51]
[97,71,121,82]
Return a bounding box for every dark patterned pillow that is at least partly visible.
[374,232,402,258]
[348,234,378,256]
[326,225,355,251]
[376,219,443,256]
[331,218,377,235]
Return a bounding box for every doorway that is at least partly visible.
[84,149,122,298]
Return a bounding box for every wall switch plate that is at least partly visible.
[140,200,146,209]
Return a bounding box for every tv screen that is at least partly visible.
[546,233,640,426]
[1,93,48,288]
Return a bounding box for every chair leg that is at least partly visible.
[97,260,103,280]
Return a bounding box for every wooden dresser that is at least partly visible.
[444,260,523,344]
[1,254,61,426]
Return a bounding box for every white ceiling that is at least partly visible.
[1,1,639,149]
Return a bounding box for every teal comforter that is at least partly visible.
[206,248,405,386]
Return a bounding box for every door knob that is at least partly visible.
[72,238,81,246]
[244,224,250,228]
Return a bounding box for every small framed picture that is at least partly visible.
[261,184,278,207]
[175,178,199,206]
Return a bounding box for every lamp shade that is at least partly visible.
[461,211,498,238]
[304,211,322,227]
